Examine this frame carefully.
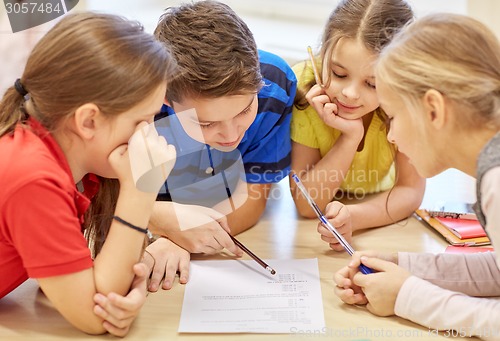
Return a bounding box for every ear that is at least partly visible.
[423,89,446,130]
[72,103,101,140]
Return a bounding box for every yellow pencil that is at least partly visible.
[307,46,324,87]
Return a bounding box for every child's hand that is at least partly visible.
[158,203,243,256]
[92,263,149,337]
[317,201,352,251]
[305,85,364,138]
[306,84,338,125]
[109,121,176,194]
[352,256,411,317]
[334,251,400,307]
[333,263,368,305]
[143,237,190,291]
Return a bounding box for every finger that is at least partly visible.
[319,233,336,244]
[93,303,135,330]
[110,144,128,158]
[324,201,343,218]
[133,262,149,278]
[348,252,364,269]
[102,319,131,337]
[324,102,338,115]
[359,256,394,272]
[141,253,155,274]
[106,290,144,314]
[178,255,190,284]
[309,94,331,107]
[323,102,337,116]
[216,216,231,234]
[131,263,149,293]
[162,259,178,290]
[352,257,394,288]
[216,233,242,256]
[149,262,166,292]
[334,286,367,305]
[94,293,134,320]
[200,244,219,255]
[317,223,333,237]
[305,86,326,103]
[329,242,346,252]
[333,267,352,287]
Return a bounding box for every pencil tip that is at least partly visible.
[266,266,276,275]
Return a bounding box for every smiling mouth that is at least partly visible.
[337,101,361,110]
[218,140,239,147]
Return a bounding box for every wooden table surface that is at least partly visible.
[0,181,473,340]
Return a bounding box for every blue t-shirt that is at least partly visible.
[155,50,297,208]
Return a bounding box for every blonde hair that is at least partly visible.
[0,12,174,256]
[294,0,413,109]
[376,13,500,131]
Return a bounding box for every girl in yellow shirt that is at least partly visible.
[290,0,425,251]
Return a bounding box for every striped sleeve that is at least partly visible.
[240,50,297,184]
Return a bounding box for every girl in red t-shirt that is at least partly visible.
[0,12,181,336]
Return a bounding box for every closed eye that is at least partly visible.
[199,121,216,129]
[238,105,252,116]
[366,81,376,89]
[332,71,346,79]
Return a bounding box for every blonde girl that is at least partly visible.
[335,14,500,339]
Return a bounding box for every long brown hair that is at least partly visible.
[294,0,413,110]
[0,12,174,256]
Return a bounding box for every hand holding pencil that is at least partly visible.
[229,235,276,275]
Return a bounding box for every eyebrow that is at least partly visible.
[331,61,346,70]
[197,97,254,124]
[331,61,375,80]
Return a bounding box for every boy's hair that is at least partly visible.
[154,0,263,104]
[0,12,174,257]
[377,13,500,131]
[295,0,413,109]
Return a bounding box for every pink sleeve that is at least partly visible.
[481,167,500,268]
[395,276,500,340]
[394,167,500,339]
[398,251,500,296]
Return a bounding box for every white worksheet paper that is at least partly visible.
[178,258,325,333]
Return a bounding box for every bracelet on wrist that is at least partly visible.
[112,215,153,240]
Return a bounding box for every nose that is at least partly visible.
[218,120,239,141]
[341,82,360,100]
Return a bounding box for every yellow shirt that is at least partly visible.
[291,61,396,194]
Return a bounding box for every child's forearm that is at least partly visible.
[94,189,156,296]
[226,190,268,234]
[292,135,359,217]
[349,184,424,231]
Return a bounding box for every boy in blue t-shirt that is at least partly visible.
[146,0,296,289]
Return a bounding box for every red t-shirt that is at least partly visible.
[0,118,96,298]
